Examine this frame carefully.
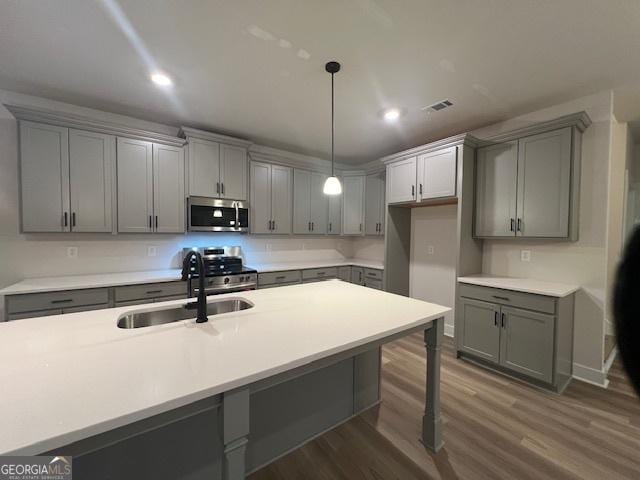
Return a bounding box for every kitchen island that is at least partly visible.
[0,281,448,479]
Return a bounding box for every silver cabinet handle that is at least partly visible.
[145,290,162,294]
[51,298,73,304]
[492,295,510,301]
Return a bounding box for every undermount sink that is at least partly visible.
[117,298,254,329]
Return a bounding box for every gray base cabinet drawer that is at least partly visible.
[302,267,338,281]
[458,283,555,314]
[363,268,383,281]
[8,309,63,321]
[7,288,109,314]
[259,270,302,287]
[114,281,187,302]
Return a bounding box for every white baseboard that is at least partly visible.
[444,323,454,338]
[604,347,618,374]
[573,362,609,388]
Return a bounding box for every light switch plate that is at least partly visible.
[520,250,531,262]
[427,245,435,255]
[67,246,78,259]
[147,246,157,257]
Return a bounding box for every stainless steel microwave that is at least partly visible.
[187,197,249,232]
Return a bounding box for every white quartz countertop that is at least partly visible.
[0,269,183,295]
[457,274,579,297]
[247,258,384,273]
[0,281,447,455]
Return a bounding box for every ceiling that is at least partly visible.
[1,1,640,164]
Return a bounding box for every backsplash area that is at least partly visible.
[1,234,364,281]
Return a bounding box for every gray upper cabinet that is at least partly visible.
[365,173,385,236]
[474,141,518,237]
[118,138,184,233]
[153,144,185,233]
[458,298,500,363]
[293,169,327,234]
[220,144,247,200]
[117,138,154,233]
[19,121,115,233]
[20,121,70,232]
[186,135,247,200]
[417,146,456,201]
[68,129,115,233]
[327,185,342,235]
[516,128,572,238]
[474,127,575,239]
[187,137,220,198]
[386,156,416,204]
[250,161,292,235]
[342,175,365,235]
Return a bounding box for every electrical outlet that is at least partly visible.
[520,250,531,262]
[427,245,435,255]
[147,246,157,257]
[67,246,78,259]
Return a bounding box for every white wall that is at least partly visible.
[472,91,613,382]
[409,205,457,336]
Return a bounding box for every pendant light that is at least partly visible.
[323,61,342,195]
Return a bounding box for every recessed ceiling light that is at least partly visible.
[383,108,401,122]
[151,72,173,87]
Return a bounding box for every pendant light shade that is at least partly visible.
[323,61,342,196]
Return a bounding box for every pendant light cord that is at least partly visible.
[331,71,335,176]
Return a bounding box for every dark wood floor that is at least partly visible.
[250,334,640,480]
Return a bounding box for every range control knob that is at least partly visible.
[224,277,230,284]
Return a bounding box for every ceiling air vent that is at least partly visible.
[423,99,453,113]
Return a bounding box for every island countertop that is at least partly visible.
[0,281,448,456]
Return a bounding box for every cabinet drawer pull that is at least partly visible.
[275,276,286,281]
[149,215,152,229]
[145,290,163,294]
[51,299,73,304]
[155,216,158,229]
[411,185,415,197]
[272,220,276,230]
[328,222,332,232]
[63,212,68,227]
[367,272,377,277]
[501,313,506,329]
[359,223,362,232]
[492,295,510,301]
[308,221,311,231]
[510,218,515,232]
[419,183,423,195]
[216,182,220,194]
[494,311,498,326]
[517,218,522,232]
[311,222,314,231]
[316,272,326,276]
[221,182,225,195]
[72,212,76,227]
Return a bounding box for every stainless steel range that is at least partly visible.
[182,246,257,296]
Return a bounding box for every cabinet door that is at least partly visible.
[500,306,554,383]
[310,172,328,234]
[417,146,456,200]
[386,156,416,204]
[474,141,518,237]
[338,266,351,281]
[458,298,501,363]
[68,129,115,232]
[250,161,272,234]
[351,267,364,285]
[328,188,342,235]
[342,176,365,235]
[365,173,384,235]
[117,138,153,233]
[153,144,185,233]
[271,165,292,234]
[220,144,247,200]
[20,121,70,232]
[293,169,312,234]
[516,128,572,238]
[187,138,220,197]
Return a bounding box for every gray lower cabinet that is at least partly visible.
[114,281,187,305]
[456,283,573,391]
[351,267,364,285]
[338,266,351,281]
[257,266,383,290]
